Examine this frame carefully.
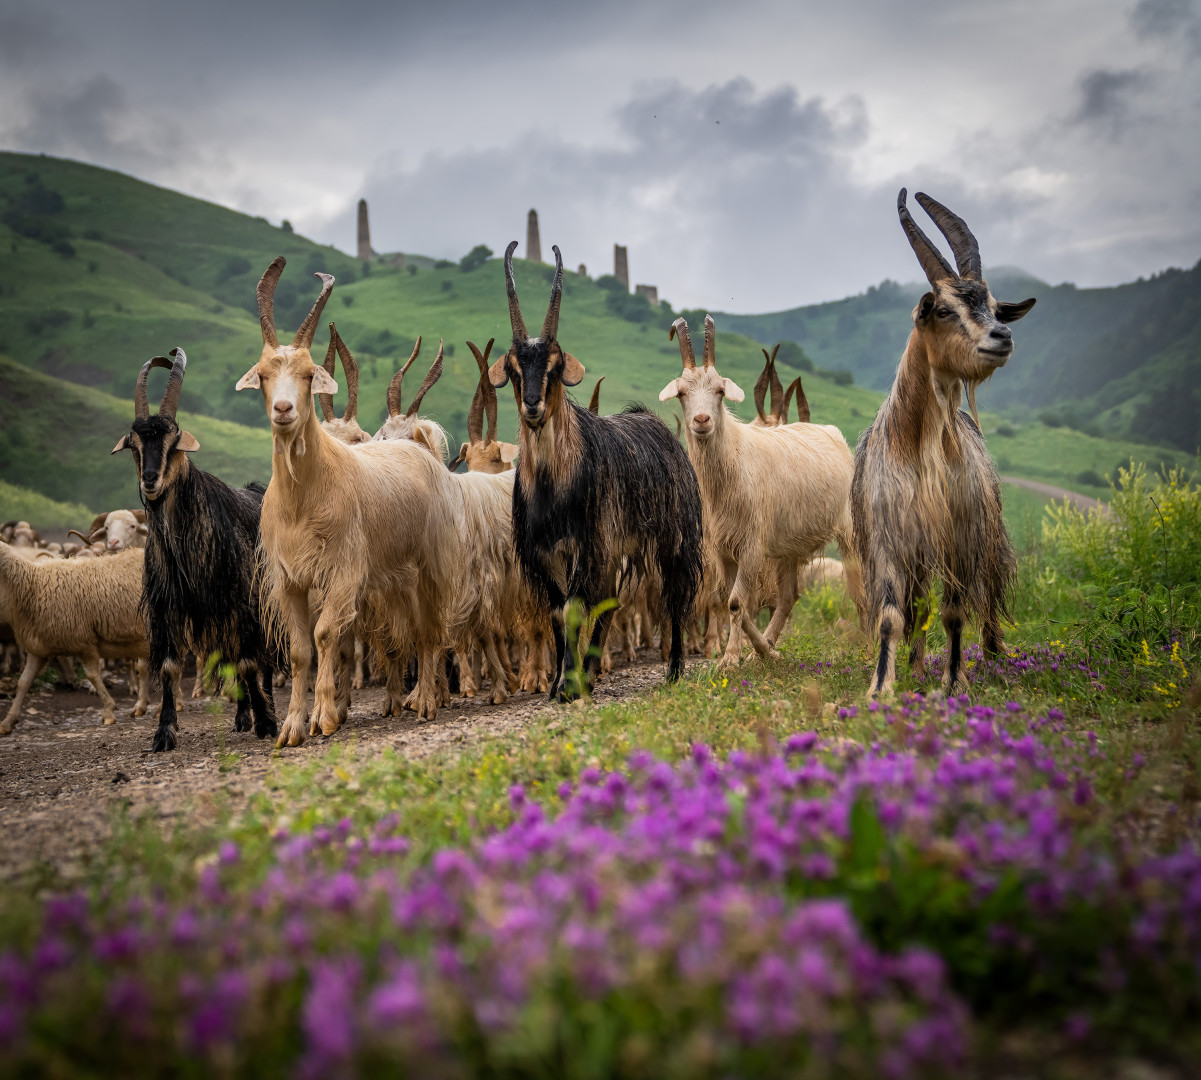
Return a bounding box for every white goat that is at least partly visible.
[659,315,861,666]
[236,258,467,745]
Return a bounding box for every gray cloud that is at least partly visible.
[1133,0,1201,51]
[1071,69,1148,130]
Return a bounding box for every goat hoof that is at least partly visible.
[151,726,176,752]
[103,716,116,726]
[489,688,509,705]
[275,717,307,749]
[0,721,14,737]
[133,704,147,717]
[767,649,784,662]
[254,716,278,740]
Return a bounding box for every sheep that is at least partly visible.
[236,257,467,743]
[487,241,703,698]
[112,347,281,752]
[88,509,148,552]
[0,544,149,734]
[853,190,1035,699]
[659,315,860,667]
[447,339,520,474]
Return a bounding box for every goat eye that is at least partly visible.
[936,307,953,319]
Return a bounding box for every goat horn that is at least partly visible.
[293,272,335,349]
[669,318,695,369]
[753,354,770,423]
[466,338,497,444]
[68,529,92,545]
[897,188,955,286]
[386,337,422,417]
[160,347,188,419]
[447,445,467,471]
[542,244,564,341]
[318,329,338,423]
[332,323,361,421]
[768,345,784,420]
[588,376,605,414]
[504,241,528,342]
[134,355,174,420]
[915,192,981,280]
[703,314,716,369]
[405,339,444,417]
[256,256,285,348]
[785,376,809,424]
[465,380,485,445]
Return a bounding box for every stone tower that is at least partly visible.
[356,199,372,262]
[613,244,629,291]
[526,209,542,263]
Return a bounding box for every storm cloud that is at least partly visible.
[0,0,1198,310]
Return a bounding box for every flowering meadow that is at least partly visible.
[0,466,1198,1077]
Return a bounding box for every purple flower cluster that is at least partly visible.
[1,696,1199,1075]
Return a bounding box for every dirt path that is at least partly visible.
[0,653,676,883]
[1000,475,1107,514]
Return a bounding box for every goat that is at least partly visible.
[317,324,372,445]
[659,316,860,666]
[0,545,149,734]
[372,336,447,459]
[487,241,703,698]
[447,339,520,474]
[852,190,1035,698]
[750,346,785,427]
[237,258,466,743]
[112,348,280,751]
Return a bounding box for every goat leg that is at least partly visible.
[277,587,313,748]
[152,656,182,752]
[0,652,47,736]
[310,607,346,738]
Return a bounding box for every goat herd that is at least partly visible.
[0,190,1035,753]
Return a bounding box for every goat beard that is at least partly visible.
[273,431,306,484]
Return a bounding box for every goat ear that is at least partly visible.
[658,378,680,402]
[915,292,936,323]
[111,434,130,454]
[176,431,200,453]
[996,297,1036,323]
[235,366,261,391]
[500,442,520,463]
[137,523,148,536]
[311,365,338,395]
[722,378,745,402]
[560,351,585,386]
[488,354,510,388]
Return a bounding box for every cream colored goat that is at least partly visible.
[237,258,467,745]
[659,315,861,666]
[0,544,149,733]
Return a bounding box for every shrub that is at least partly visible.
[458,244,492,272]
[995,422,1016,438]
[433,259,455,270]
[440,279,453,292]
[341,295,355,308]
[1075,469,1103,488]
[26,309,72,335]
[1040,411,1063,428]
[406,264,417,276]
[220,255,252,281]
[281,219,293,233]
[775,340,814,372]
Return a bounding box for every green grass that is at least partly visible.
[0,479,93,533]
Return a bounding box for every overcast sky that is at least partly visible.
[2,0,1198,311]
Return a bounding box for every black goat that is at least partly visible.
[112,348,280,751]
[487,242,704,700]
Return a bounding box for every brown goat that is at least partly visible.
[448,339,520,474]
[851,189,1035,698]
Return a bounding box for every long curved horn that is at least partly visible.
[293,272,335,349]
[914,191,981,280]
[897,188,955,286]
[405,340,444,417]
[504,241,528,342]
[332,323,360,420]
[768,344,784,420]
[447,444,467,471]
[669,318,695,369]
[703,315,716,369]
[466,338,497,444]
[588,376,605,414]
[69,529,93,545]
[465,381,485,444]
[753,352,771,423]
[160,347,188,419]
[386,337,422,417]
[784,376,809,423]
[542,244,564,341]
[318,331,338,422]
[256,256,285,348]
[134,355,173,419]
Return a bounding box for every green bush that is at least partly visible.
[775,340,814,372]
[995,422,1016,438]
[458,244,492,272]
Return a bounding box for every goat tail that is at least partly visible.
[835,523,868,633]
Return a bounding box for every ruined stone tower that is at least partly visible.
[613,244,629,291]
[356,199,372,262]
[526,209,542,263]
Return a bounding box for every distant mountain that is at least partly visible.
[718,264,1201,453]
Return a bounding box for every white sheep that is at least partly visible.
[659,315,861,666]
[0,544,150,734]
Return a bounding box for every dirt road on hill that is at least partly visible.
[1000,475,1107,514]
[0,653,676,883]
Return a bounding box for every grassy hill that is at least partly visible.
[0,151,1194,543]
[717,262,1201,454]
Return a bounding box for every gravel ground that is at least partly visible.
[0,652,678,883]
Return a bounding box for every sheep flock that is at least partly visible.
[0,190,1035,750]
